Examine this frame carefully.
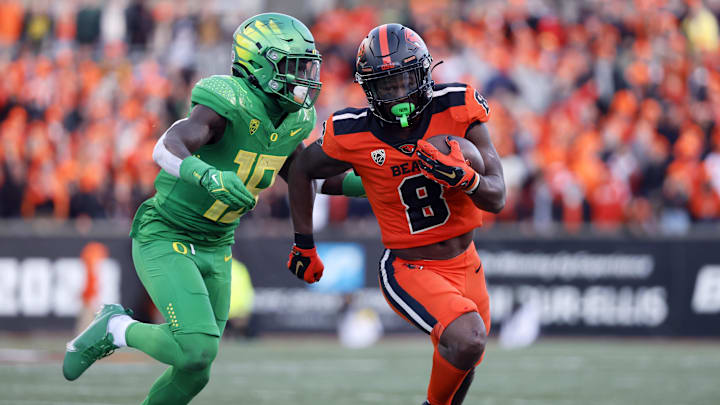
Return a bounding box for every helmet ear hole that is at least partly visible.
[248,60,263,69]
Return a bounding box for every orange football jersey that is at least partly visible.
[321,83,490,249]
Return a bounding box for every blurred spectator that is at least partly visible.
[683,0,719,54]
[0,0,24,47]
[0,161,24,217]
[76,0,102,46]
[101,0,128,46]
[0,0,719,235]
[125,0,155,53]
[23,0,54,51]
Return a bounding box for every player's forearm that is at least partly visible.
[153,119,210,177]
[469,173,505,213]
[318,172,366,197]
[154,133,213,187]
[152,133,185,177]
[288,163,316,235]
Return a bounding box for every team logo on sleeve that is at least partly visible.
[398,143,416,155]
[371,149,386,166]
[249,119,260,135]
[474,90,490,115]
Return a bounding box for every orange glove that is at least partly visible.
[287,234,324,283]
[416,137,479,192]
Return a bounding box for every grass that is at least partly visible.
[1,334,719,405]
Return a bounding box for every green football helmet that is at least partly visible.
[231,13,322,112]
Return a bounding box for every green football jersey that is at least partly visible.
[130,75,316,246]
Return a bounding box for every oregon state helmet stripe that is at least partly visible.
[378,24,392,66]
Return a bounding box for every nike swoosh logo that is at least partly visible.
[224,255,232,262]
[212,174,220,185]
[436,169,456,179]
[290,128,302,137]
[295,261,304,275]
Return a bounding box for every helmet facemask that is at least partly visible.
[267,48,322,111]
[357,56,432,127]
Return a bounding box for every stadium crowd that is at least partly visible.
[1,0,719,235]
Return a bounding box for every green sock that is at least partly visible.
[141,366,210,405]
[128,324,219,405]
[126,323,183,366]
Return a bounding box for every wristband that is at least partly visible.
[294,233,315,249]
[464,173,481,195]
[179,156,213,186]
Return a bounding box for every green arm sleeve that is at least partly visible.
[341,172,366,197]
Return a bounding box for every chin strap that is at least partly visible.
[430,60,444,74]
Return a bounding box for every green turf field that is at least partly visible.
[1,334,719,405]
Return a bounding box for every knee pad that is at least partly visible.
[175,333,219,372]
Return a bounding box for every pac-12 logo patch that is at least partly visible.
[398,143,416,155]
[371,149,386,166]
[249,119,260,135]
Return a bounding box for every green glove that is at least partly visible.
[180,156,256,211]
[200,168,256,211]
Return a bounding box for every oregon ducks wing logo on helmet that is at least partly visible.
[231,13,322,112]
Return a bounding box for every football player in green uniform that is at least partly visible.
[62,13,363,404]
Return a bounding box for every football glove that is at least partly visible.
[200,168,256,211]
[416,137,479,192]
[287,234,324,283]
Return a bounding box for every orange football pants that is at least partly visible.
[378,241,491,346]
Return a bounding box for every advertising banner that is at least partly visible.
[1,233,719,337]
[0,236,143,331]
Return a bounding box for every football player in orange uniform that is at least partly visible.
[286,24,505,405]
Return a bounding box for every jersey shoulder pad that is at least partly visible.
[432,82,489,124]
[330,107,371,135]
[191,75,242,121]
[431,82,468,113]
[464,83,490,123]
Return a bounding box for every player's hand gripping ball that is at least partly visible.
[287,245,324,283]
[416,135,484,191]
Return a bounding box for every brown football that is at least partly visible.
[424,135,485,175]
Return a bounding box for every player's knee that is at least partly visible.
[176,333,219,372]
[184,368,211,394]
[442,313,487,368]
[182,343,218,372]
[455,330,486,361]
